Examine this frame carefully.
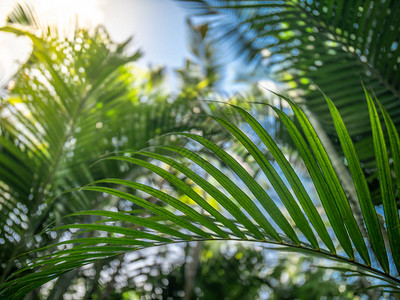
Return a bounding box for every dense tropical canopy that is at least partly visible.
[0,1,399,299]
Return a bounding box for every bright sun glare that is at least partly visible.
[0,0,104,85]
[1,0,103,29]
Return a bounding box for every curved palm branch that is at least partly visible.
[0,5,216,284]
[1,90,399,298]
[181,0,400,185]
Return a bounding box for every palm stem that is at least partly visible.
[153,238,400,288]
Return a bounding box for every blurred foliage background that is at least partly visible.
[1,0,400,299]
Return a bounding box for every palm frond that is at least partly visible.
[181,0,400,200]
[0,5,216,283]
[1,91,399,298]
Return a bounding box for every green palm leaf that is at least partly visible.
[365,90,400,272]
[0,4,219,285]
[1,91,399,298]
[182,0,400,204]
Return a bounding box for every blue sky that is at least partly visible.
[0,0,277,93]
[0,0,191,86]
[100,0,191,69]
